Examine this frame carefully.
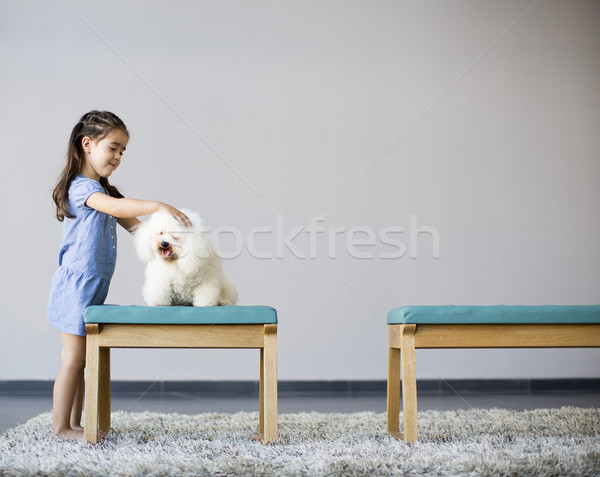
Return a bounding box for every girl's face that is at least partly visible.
[81,129,129,181]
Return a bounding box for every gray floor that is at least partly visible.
[2,391,599,434]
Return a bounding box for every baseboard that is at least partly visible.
[1,379,599,396]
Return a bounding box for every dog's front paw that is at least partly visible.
[192,299,218,307]
[192,285,221,307]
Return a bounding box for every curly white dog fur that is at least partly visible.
[133,209,238,307]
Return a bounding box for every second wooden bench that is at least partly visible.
[386,305,600,442]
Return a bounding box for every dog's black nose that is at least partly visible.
[160,241,169,249]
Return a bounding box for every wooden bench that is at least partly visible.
[386,305,600,442]
[83,305,278,444]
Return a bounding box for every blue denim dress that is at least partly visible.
[47,174,118,336]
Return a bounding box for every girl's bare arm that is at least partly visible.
[86,192,191,228]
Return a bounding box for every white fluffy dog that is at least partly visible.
[133,209,238,307]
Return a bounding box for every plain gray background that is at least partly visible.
[1,0,599,382]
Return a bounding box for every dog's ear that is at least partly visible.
[132,220,155,263]
[178,227,214,274]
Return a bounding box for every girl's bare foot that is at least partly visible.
[54,428,107,441]
[54,428,85,441]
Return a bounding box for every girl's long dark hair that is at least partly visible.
[53,110,128,221]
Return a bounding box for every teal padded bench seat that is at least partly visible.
[85,305,278,325]
[83,305,278,444]
[388,305,600,325]
[386,305,600,443]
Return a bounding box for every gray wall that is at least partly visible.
[1,0,599,382]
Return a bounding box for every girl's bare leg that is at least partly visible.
[53,332,86,440]
[70,372,84,431]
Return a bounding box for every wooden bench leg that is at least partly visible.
[261,324,278,443]
[259,346,265,437]
[98,347,111,434]
[401,324,418,442]
[387,343,402,439]
[84,324,100,444]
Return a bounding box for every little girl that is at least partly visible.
[48,110,190,440]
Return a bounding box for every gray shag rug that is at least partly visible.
[1,407,599,476]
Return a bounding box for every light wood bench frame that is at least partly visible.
[387,323,600,442]
[84,323,278,444]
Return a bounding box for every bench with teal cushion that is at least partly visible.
[386,305,600,442]
[83,305,278,444]
[84,305,278,325]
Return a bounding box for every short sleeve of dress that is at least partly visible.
[69,175,105,210]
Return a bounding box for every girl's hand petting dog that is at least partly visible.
[157,203,192,228]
